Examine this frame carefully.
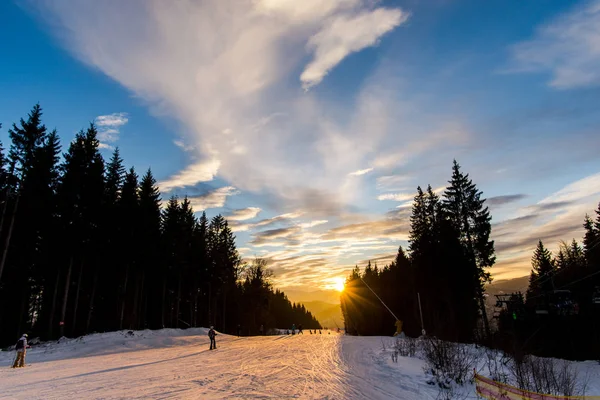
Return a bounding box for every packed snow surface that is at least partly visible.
[0,328,598,399]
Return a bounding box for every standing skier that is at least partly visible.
[291,324,296,335]
[298,324,303,334]
[208,326,217,350]
[12,334,30,368]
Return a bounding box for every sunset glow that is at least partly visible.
[333,278,345,293]
[5,0,600,305]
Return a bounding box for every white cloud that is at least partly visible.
[253,0,360,22]
[31,0,411,209]
[158,159,220,192]
[95,112,128,127]
[98,143,114,150]
[94,112,128,148]
[376,175,412,191]
[299,220,328,228]
[32,1,475,273]
[301,8,409,89]
[188,186,240,211]
[510,1,600,89]
[348,167,373,176]
[173,139,195,152]
[226,207,262,221]
[377,192,414,201]
[538,172,600,205]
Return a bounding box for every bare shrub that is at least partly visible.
[484,347,510,384]
[395,336,418,358]
[422,337,477,389]
[508,355,586,397]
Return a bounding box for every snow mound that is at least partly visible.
[0,327,213,364]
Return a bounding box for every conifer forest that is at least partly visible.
[0,105,320,346]
[341,161,600,360]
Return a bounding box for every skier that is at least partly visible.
[298,324,303,334]
[12,334,30,368]
[208,326,217,350]
[291,323,296,335]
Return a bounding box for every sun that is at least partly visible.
[333,277,345,292]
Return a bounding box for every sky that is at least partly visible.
[1,0,600,304]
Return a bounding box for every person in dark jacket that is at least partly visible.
[298,324,303,334]
[208,326,217,350]
[12,334,30,368]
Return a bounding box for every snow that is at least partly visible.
[0,329,598,399]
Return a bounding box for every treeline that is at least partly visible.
[0,105,319,346]
[340,158,600,359]
[342,161,494,343]
[495,203,600,360]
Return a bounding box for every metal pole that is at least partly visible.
[359,276,399,321]
[417,292,426,336]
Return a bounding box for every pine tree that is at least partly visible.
[8,104,47,178]
[94,148,125,331]
[138,169,162,329]
[117,167,139,330]
[0,105,57,344]
[442,160,494,338]
[161,196,181,328]
[526,240,555,305]
[583,208,600,275]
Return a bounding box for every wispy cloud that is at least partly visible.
[492,172,600,277]
[94,112,128,149]
[30,0,414,215]
[348,167,373,176]
[300,8,409,89]
[537,172,600,205]
[188,186,240,211]
[376,175,412,191]
[226,207,262,221]
[377,192,414,202]
[509,0,600,89]
[299,220,329,229]
[173,139,195,152]
[487,194,527,207]
[158,159,220,192]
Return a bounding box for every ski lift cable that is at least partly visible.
[358,276,400,321]
[527,269,600,301]
[586,236,600,252]
[526,236,600,288]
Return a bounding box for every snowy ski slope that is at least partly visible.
[0,328,598,399]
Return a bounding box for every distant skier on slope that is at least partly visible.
[12,334,30,368]
[291,324,296,335]
[298,324,303,334]
[208,326,217,350]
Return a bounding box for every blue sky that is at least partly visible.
[1,0,600,303]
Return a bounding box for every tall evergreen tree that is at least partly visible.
[138,169,162,329]
[442,160,495,338]
[526,240,555,306]
[117,167,139,330]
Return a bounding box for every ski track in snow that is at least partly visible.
[0,329,439,399]
[1,329,597,399]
